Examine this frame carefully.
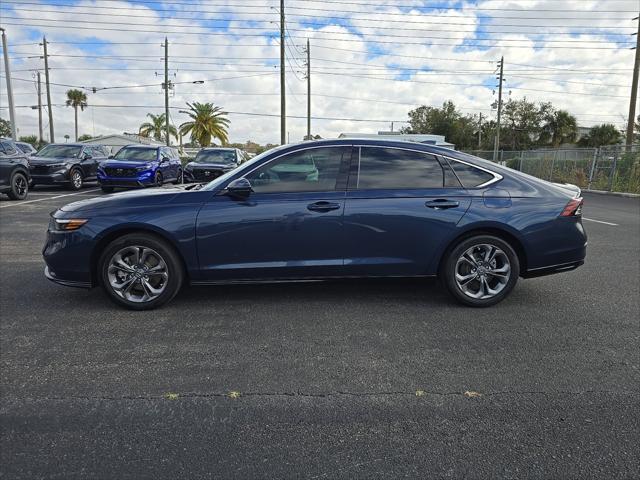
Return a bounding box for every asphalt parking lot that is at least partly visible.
[1,185,638,479]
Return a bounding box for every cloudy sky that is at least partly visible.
[0,0,638,145]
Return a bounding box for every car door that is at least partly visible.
[195,146,352,281]
[0,141,22,188]
[81,147,101,179]
[342,146,472,277]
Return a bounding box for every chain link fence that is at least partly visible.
[463,145,640,194]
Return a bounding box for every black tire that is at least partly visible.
[101,186,115,194]
[154,171,163,187]
[442,234,519,307]
[68,168,83,190]
[98,233,184,310]
[7,171,29,200]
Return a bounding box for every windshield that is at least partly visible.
[200,145,286,191]
[37,145,82,158]
[194,149,237,164]
[113,147,158,162]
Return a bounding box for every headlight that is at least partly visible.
[49,163,67,169]
[51,218,88,232]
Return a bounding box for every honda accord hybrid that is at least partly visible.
[43,139,587,310]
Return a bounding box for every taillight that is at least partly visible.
[560,197,583,217]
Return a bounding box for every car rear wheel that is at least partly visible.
[99,233,184,310]
[69,168,83,190]
[173,168,183,184]
[442,235,519,307]
[7,172,28,200]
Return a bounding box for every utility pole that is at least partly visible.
[1,28,17,140]
[164,37,170,146]
[305,38,311,140]
[37,71,43,144]
[280,0,286,144]
[42,36,54,143]
[493,56,504,162]
[478,112,483,148]
[626,15,639,146]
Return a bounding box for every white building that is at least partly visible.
[339,131,455,148]
[79,133,165,154]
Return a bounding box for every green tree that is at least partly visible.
[18,135,38,148]
[65,89,88,141]
[0,117,12,137]
[501,98,553,150]
[179,102,230,147]
[578,124,623,147]
[139,113,178,143]
[77,134,93,142]
[540,109,578,147]
[403,101,478,149]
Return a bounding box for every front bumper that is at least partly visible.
[98,175,155,188]
[45,266,92,288]
[30,172,69,184]
[43,227,95,288]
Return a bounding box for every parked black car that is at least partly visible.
[184,147,248,182]
[0,138,30,200]
[15,141,37,156]
[29,143,108,190]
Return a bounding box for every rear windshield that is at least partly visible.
[37,145,82,158]
[194,149,237,164]
[114,147,158,162]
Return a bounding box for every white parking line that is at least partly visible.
[583,217,618,226]
[0,188,101,209]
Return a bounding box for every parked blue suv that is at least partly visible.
[97,145,182,193]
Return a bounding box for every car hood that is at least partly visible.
[99,160,155,169]
[59,185,192,213]
[186,162,234,169]
[29,155,76,164]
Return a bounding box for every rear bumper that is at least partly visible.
[523,259,585,278]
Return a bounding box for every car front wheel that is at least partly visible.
[7,171,28,200]
[154,171,163,187]
[69,168,83,190]
[442,235,519,307]
[99,233,184,310]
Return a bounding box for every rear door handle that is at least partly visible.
[307,201,341,212]
[425,199,460,210]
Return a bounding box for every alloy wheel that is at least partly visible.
[107,246,169,303]
[454,243,511,300]
[14,175,27,197]
[71,170,82,189]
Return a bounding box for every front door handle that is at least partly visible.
[307,201,341,212]
[425,199,460,210]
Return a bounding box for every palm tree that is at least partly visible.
[578,124,623,147]
[65,89,88,141]
[540,110,578,147]
[138,113,177,143]
[179,102,230,146]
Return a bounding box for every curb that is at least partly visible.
[583,189,640,199]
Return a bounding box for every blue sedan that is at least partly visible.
[43,139,586,310]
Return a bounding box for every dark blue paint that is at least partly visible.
[43,139,587,288]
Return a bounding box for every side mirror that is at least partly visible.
[226,177,253,199]
[83,153,92,160]
[108,155,114,159]
[161,156,170,163]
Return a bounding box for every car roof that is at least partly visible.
[121,144,160,149]
[199,147,236,151]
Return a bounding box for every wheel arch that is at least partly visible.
[90,225,189,286]
[436,225,528,277]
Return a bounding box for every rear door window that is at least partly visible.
[354,147,445,190]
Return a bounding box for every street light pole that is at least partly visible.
[164,37,170,146]
[0,28,17,140]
